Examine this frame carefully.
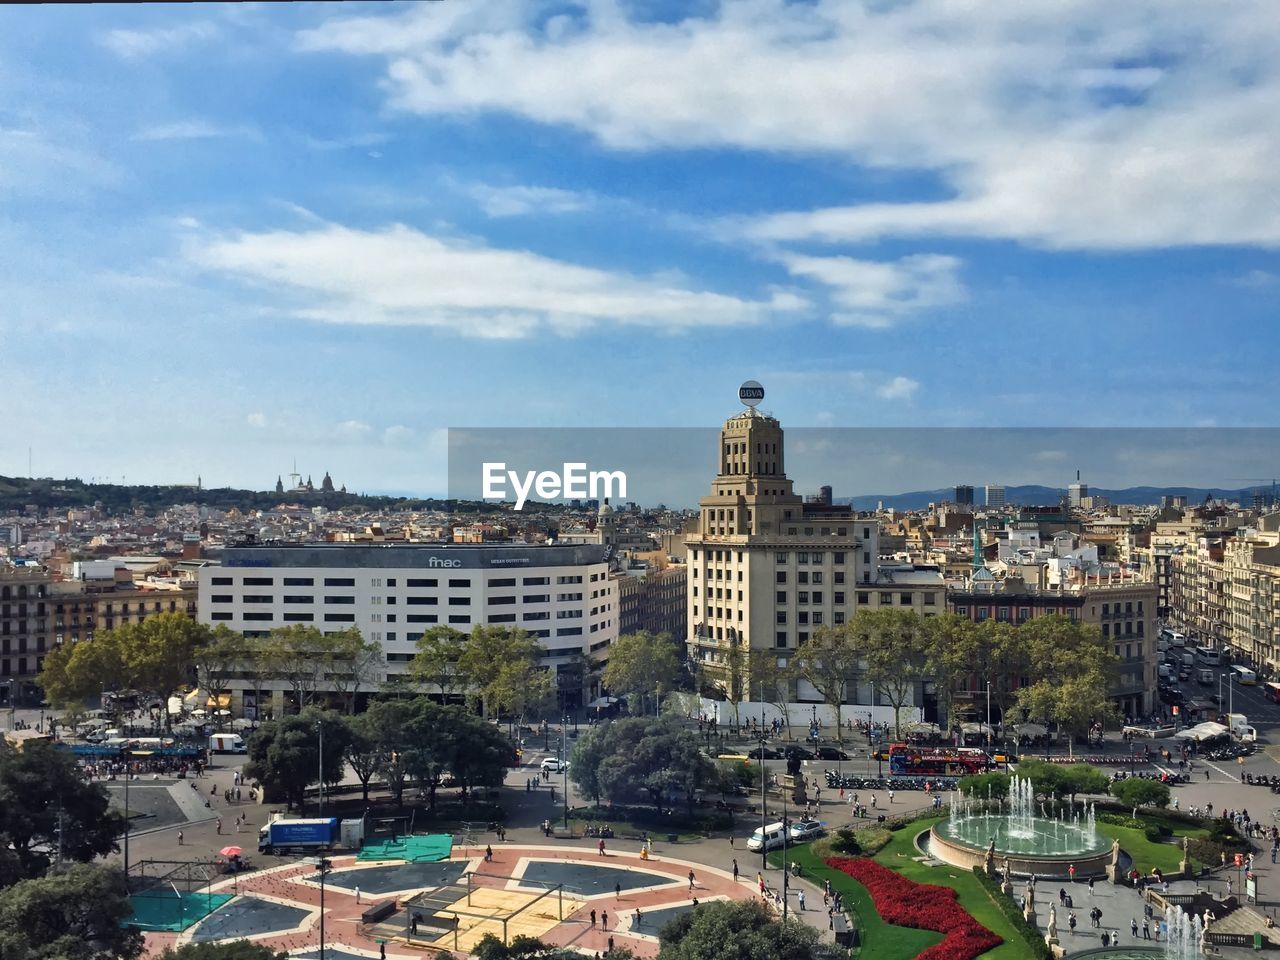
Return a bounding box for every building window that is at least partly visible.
[407,596,438,606]
[283,613,314,622]
[776,572,787,584]
[448,615,471,625]
[798,591,809,604]
[243,612,273,622]
[776,591,786,604]
[448,597,471,606]
[923,592,937,606]
[407,578,438,588]
[211,577,232,586]
[834,611,846,625]
[325,596,356,605]
[776,611,787,625]
[324,613,356,622]
[776,631,788,647]
[776,552,788,563]
[324,577,355,587]
[448,578,472,588]
[283,577,314,586]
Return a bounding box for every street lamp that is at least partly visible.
[316,720,324,818]
[561,716,569,829]
[759,682,767,875]
[309,856,332,960]
[122,747,131,879]
[985,682,992,756]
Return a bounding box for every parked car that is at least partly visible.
[746,746,782,760]
[789,819,825,842]
[815,746,850,761]
[540,757,569,773]
[784,746,815,760]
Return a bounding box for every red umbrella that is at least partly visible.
[219,845,243,857]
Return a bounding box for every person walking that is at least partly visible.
[1142,919,1151,940]
[615,882,621,899]
[1068,913,1077,935]
[601,909,608,929]
[1131,917,1139,939]
[688,869,696,891]
[355,886,361,905]
[732,859,739,882]
[589,909,597,928]
[216,817,223,835]
[177,830,184,846]
[598,838,606,856]
[797,890,806,911]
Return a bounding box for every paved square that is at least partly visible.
[516,860,680,896]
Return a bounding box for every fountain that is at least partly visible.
[927,774,1111,878]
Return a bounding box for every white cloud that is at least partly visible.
[99,21,219,60]
[1230,269,1279,288]
[247,413,268,429]
[467,183,594,218]
[336,419,373,439]
[132,120,260,142]
[876,376,919,402]
[0,127,120,197]
[779,253,963,329]
[297,0,1280,251]
[187,222,806,338]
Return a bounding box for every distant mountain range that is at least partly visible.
[839,485,1263,511]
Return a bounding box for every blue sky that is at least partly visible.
[1,1,1277,496]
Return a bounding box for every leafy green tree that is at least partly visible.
[570,718,720,815]
[408,627,469,702]
[257,626,334,711]
[657,900,844,960]
[791,625,864,741]
[1013,617,1119,757]
[1013,759,1110,802]
[602,631,682,715]
[0,742,124,878]
[957,771,1011,800]
[39,613,208,715]
[921,613,978,737]
[244,709,351,812]
[457,626,553,720]
[159,943,287,960]
[859,609,932,738]
[190,625,242,726]
[1110,777,1171,813]
[362,699,415,808]
[472,933,629,960]
[747,653,792,738]
[342,713,380,804]
[323,628,384,714]
[0,864,141,960]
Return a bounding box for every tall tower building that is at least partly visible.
[985,484,1006,508]
[954,484,975,505]
[686,402,879,696]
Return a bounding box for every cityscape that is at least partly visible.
[2,4,1279,960]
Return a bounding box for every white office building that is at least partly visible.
[985,484,1006,508]
[197,543,616,717]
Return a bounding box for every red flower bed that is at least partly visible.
[828,857,1003,960]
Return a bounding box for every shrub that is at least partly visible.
[1109,778,1171,810]
[971,867,1051,960]
[828,857,1002,960]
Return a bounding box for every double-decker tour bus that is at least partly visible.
[886,743,993,776]
[1263,681,1280,704]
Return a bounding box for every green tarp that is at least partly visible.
[127,891,234,932]
[356,834,454,863]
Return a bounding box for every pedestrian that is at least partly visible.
[590,909,597,927]
[356,886,361,905]
[888,788,894,804]
[635,907,642,926]
[758,872,765,895]
[729,834,734,848]
[1101,931,1111,948]
[615,881,621,899]
[601,909,608,928]
[1069,913,1077,935]
[1131,917,1139,938]
[216,817,222,835]
[598,838,606,856]
[1088,876,1095,893]
[485,844,493,862]
[177,830,184,846]
[797,890,806,911]
[410,916,419,937]
[380,942,386,960]
[688,869,696,890]
[732,859,739,882]
[1143,920,1151,939]
[1059,887,1067,905]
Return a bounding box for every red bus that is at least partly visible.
[1264,682,1280,704]
[886,743,992,776]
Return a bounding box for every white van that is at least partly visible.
[747,821,788,853]
[209,733,247,754]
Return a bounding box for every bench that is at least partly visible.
[833,913,857,947]
[361,901,396,925]
[552,826,576,839]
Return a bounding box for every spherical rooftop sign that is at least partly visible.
[739,380,765,407]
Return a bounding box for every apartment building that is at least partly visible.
[1169,534,1231,650]
[616,562,687,641]
[685,407,879,690]
[0,564,51,704]
[948,569,1158,718]
[1223,515,1280,671]
[197,542,616,716]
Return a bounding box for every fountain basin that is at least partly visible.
[927,816,1112,878]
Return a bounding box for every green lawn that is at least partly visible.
[770,845,941,960]
[1094,821,1203,876]
[871,818,1028,960]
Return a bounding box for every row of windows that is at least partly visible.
[209,574,597,591]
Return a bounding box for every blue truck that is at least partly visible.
[258,816,340,855]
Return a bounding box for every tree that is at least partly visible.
[159,944,287,960]
[747,653,793,738]
[38,613,208,716]
[457,626,552,720]
[790,625,864,742]
[361,699,415,808]
[257,626,334,711]
[602,632,682,716]
[0,742,123,879]
[342,713,380,804]
[921,613,978,738]
[190,626,242,727]
[1013,759,1110,802]
[472,933,630,960]
[408,627,469,702]
[1110,777,1170,814]
[1013,617,1119,757]
[322,628,383,714]
[0,864,141,960]
[244,709,351,812]
[859,609,931,738]
[570,718,720,815]
[657,900,844,960]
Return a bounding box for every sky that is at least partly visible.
[1,1,1278,498]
